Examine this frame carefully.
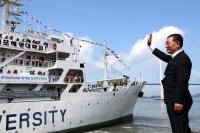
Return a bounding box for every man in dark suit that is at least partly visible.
[147,33,193,133]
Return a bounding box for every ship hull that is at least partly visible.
[54,114,133,133]
[0,83,144,133]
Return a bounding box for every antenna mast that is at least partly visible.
[103,40,109,80]
[0,0,22,33]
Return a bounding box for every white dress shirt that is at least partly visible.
[171,49,183,58]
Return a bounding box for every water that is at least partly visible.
[89,98,200,133]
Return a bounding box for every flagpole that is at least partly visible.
[23,13,26,33]
[56,44,58,61]
[104,40,108,80]
[37,23,40,34]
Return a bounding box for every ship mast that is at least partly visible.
[103,40,109,80]
[0,0,22,33]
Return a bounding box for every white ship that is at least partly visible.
[0,1,145,133]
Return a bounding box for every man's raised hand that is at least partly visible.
[147,33,152,47]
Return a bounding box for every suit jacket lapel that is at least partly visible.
[164,50,184,75]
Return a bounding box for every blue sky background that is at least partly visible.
[1,0,200,96]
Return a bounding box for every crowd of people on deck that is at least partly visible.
[48,72,57,83]
[64,72,82,83]
[0,51,6,62]
[11,54,49,67]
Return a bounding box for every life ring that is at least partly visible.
[52,43,57,50]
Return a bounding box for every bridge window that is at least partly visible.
[64,69,84,83]
[69,84,82,93]
[80,63,84,68]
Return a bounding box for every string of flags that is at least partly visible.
[21,11,44,27]
[20,10,63,34]
[107,47,130,69]
[65,34,104,47]
[64,34,130,70]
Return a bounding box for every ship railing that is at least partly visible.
[48,58,70,67]
[24,30,49,39]
[129,78,144,86]
[84,78,129,92]
[48,75,83,83]
[87,78,129,87]
[3,30,50,40]
[8,59,56,68]
[8,59,47,67]
[0,50,25,69]
[0,90,58,99]
[48,60,56,67]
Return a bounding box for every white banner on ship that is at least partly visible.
[0,74,48,83]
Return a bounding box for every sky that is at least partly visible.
[1,0,200,96]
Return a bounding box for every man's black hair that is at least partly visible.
[167,34,183,48]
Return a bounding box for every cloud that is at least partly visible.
[76,26,185,80]
[105,26,184,79]
[78,36,104,69]
[124,26,184,67]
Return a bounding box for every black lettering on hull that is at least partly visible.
[60,109,66,122]
[1,108,67,131]
[44,111,47,125]
[6,114,17,131]
[33,112,42,126]
[0,115,2,123]
[49,110,58,124]
[19,113,30,128]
